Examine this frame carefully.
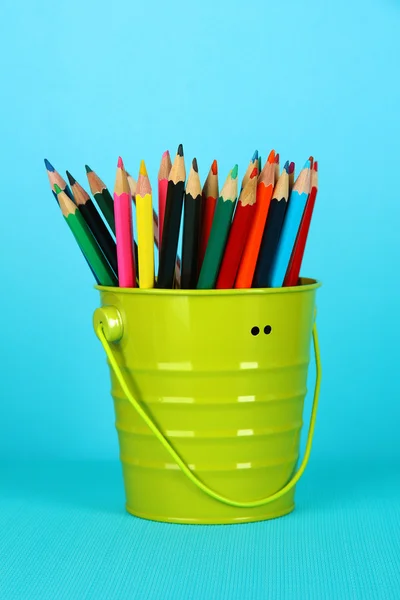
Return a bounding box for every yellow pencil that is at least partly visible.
[136,160,154,288]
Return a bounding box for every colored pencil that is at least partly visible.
[284,161,318,286]
[216,166,257,289]
[157,144,186,288]
[241,150,258,190]
[269,160,312,287]
[135,160,154,288]
[128,169,160,250]
[126,171,137,197]
[45,159,73,202]
[197,165,239,289]
[85,165,116,234]
[253,162,290,288]
[158,150,172,245]
[235,149,276,288]
[66,171,118,278]
[114,157,136,287]
[198,159,219,273]
[54,184,117,287]
[274,153,280,181]
[258,155,262,174]
[181,158,202,289]
[288,162,295,192]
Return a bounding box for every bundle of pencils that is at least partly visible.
[45,144,318,290]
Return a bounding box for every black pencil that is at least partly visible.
[157,144,186,288]
[66,171,119,279]
[181,158,202,289]
[253,161,290,288]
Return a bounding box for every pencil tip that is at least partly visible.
[85,164,92,174]
[231,164,238,179]
[177,144,184,157]
[250,167,258,179]
[283,160,290,173]
[44,158,54,172]
[303,159,311,170]
[139,160,147,176]
[53,184,61,194]
[275,154,279,164]
[162,150,170,159]
[66,171,76,186]
[117,156,124,169]
[252,149,258,162]
[211,159,218,175]
[314,161,318,172]
[267,150,276,164]
[192,158,198,172]
[308,156,314,169]
[289,161,295,174]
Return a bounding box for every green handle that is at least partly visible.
[94,307,321,508]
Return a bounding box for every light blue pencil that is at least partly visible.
[269,160,311,287]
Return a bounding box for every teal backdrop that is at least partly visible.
[0,0,399,598]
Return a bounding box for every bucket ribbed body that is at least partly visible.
[98,279,318,524]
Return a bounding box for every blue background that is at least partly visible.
[1,0,399,598]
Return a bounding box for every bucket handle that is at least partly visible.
[94,308,321,509]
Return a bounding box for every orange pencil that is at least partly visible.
[235,150,276,288]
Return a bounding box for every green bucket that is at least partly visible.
[93,278,321,524]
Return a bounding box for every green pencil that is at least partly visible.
[85,165,116,234]
[54,184,118,287]
[197,165,239,289]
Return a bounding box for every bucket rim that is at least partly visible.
[95,277,321,296]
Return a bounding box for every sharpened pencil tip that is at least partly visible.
[85,164,92,174]
[162,150,170,159]
[283,160,290,173]
[275,154,279,164]
[308,156,314,169]
[117,156,124,169]
[211,159,218,175]
[252,149,258,162]
[54,184,62,194]
[250,167,258,179]
[303,159,311,170]
[267,150,276,164]
[44,158,55,172]
[66,171,76,186]
[139,160,147,176]
[314,161,318,172]
[231,164,238,179]
[177,144,184,157]
[289,161,295,174]
[192,158,198,172]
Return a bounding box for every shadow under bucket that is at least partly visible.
[93,278,321,524]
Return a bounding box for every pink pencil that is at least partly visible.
[158,150,172,245]
[114,157,136,287]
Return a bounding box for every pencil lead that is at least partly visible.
[162,150,170,159]
[139,160,147,176]
[85,164,93,174]
[267,150,276,164]
[177,143,184,157]
[308,156,314,169]
[66,171,76,186]
[251,149,258,162]
[289,162,295,174]
[275,153,280,164]
[192,158,198,173]
[44,158,55,172]
[283,160,290,173]
[211,159,218,175]
[303,159,311,170]
[250,167,258,179]
[231,164,238,179]
[54,184,62,194]
[314,161,318,172]
[117,156,124,169]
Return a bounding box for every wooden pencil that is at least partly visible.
[45,159,73,202]
[158,150,172,245]
[269,160,312,287]
[181,158,202,289]
[288,162,295,192]
[198,159,218,274]
[157,144,186,288]
[253,162,290,288]
[66,172,118,278]
[85,165,116,234]
[216,166,257,289]
[241,149,258,190]
[114,157,136,287]
[274,153,280,181]
[128,169,159,249]
[54,184,117,286]
[258,155,262,174]
[197,165,239,289]
[235,149,276,288]
[135,160,154,288]
[284,161,318,286]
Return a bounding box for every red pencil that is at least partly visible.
[216,166,258,289]
[284,161,318,286]
[158,150,172,245]
[198,159,218,273]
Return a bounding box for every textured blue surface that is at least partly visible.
[1,461,399,599]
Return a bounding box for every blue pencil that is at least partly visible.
[44,158,74,202]
[269,160,311,287]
